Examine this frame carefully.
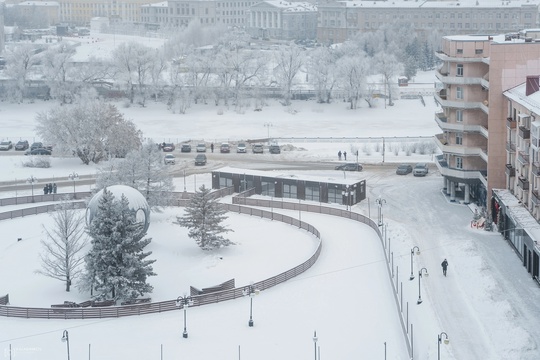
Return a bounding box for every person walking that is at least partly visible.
[338,150,342,160]
[441,258,448,276]
[211,143,214,153]
[344,151,347,160]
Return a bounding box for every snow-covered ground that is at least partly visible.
[1,69,540,360]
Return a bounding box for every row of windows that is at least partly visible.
[321,10,529,20]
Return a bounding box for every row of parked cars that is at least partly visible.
[220,142,281,154]
[0,140,52,155]
[396,163,429,176]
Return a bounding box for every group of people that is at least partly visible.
[338,150,347,161]
[43,183,57,194]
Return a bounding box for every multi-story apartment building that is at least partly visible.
[434,32,540,209]
[57,0,160,26]
[141,0,259,29]
[246,1,317,41]
[317,0,540,45]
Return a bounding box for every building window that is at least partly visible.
[457,49,463,54]
[456,133,463,145]
[457,64,463,77]
[475,49,483,54]
[456,110,463,122]
[456,86,463,99]
[456,157,463,169]
[283,183,297,199]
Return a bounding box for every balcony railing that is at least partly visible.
[507,117,516,129]
[506,164,516,177]
[519,126,531,139]
[506,142,516,152]
[518,176,530,190]
[518,151,530,164]
[533,162,540,176]
[532,190,540,206]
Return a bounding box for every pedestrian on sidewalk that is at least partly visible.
[441,258,448,276]
[338,150,342,160]
[344,151,347,160]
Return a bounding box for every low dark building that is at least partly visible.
[212,167,366,206]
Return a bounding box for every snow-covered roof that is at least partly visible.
[261,1,317,12]
[340,0,539,9]
[141,1,168,7]
[215,166,363,186]
[504,83,540,117]
[16,1,59,6]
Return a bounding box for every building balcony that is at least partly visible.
[435,71,484,86]
[434,51,486,63]
[518,151,530,165]
[507,117,516,129]
[519,126,531,139]
[434,92,489,115]
[533,162,540,176]
[506,141,516,153]
[518,176,530,190]
[434,113,489,138]
[434,134,488,162]
[532,190,540,206]
[506,164,516,177]
[434,155,487,187]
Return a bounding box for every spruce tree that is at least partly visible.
[84,188,156,300]
[177,185,234,250]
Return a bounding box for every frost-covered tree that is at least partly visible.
[83,188,156,300]
[336,51,370,110]
[273,43,303,106]
[374,52,403,107]
[112,42,154,104]
[95,140,175,208]
[177,185,234,250]
[36,199,88,292]
[309,47,337,103]
[4,44,42,102]
[35,93,142,164]
[41,42,77,104]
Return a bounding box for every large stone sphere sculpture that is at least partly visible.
[86,185,151,236]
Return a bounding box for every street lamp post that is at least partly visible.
[417,267,429,304]
[313,330,318,360]
[68,172,79,195]
[376,196,386,226]
[438,332,450,360]
[264,122,273,143]
[409,246,420,280]
[26,175,37,202]
[176,295,194,338]
[61,330,70,360]
[243,283,259,327]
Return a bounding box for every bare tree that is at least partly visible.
[374,52,403,106]
[336,51,370,109]
[4,44,42,102]
[273,43,304,106]
[36,199,88,292]
[112,42,155,104]
[309,47,338,103]
[42,42,77,104]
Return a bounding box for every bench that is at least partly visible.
[190,279,235,295]
[120,298,151,306]
[91,299,116,307]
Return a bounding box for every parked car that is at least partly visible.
[15,140,29,151]
[30,142,43,151]
[335,163,363,171]
[396,164,413,175]
[196,143,207,152]
[252,144,264,153]
[25,148,51,155]
[164,154,175,165]
[269,143,281,154]
[237,142,247,153]
[181,144,192,153]
[195,154,207,166]
[413,163,429,177]
[162,143,175,152]
[220,143,231,153]
[0,141,12,150]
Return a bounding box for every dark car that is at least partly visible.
[181,144,192,153]
[195,154,207,166]
[220,143,231,153]
[30,142,43,151]
[396,164,413,175]
[15,140,29,151]
[335,163,362,171]
[269,144,281,154]
[162,143,175,152]
[25,148,51,155]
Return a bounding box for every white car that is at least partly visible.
[237,142,247,153]
[0,141,13,150]
[196,143,207,152]
[164,154,175,165]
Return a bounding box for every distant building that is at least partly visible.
[246,1,317,41]
[317,0,540,45]
[0,2,4,55]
